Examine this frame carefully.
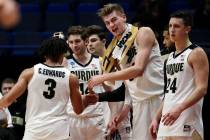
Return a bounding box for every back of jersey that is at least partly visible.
[25,63,70,140]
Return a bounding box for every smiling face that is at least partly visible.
[102,10,127,39]
[67,34,86,56]
[87,34,105,56]
[169,17,190,42]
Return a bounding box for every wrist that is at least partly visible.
[179,103,186,112]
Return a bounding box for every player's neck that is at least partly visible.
[44,60,62,66]
[175,38,191,53]
[73,51,92,65]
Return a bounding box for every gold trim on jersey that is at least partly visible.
[101,24,138,73]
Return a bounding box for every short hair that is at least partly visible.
[67,26,87,40]
[86,25,107,40]
[170,10,193,27]
[39,37,68,63]
[1,78,16,85]
[1,78,16,88]
[97,3,125,18]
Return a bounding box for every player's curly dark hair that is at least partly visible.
[39,37,68,63]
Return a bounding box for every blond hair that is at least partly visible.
[97,3,125,18]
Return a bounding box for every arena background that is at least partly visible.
[0,0,210,139]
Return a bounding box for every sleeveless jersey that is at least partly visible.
[158,45,203,138]
[120,39,164,101]
[108,80,132,128]
[67,55,105,117]
[26,63,70,139]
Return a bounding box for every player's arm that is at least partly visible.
[150,102,163,138]
[88,27,156,88]
[162,47,209,126]
[0,68,33,108]
[180,47,208,111]
[69,74,86,114]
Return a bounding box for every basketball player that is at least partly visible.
[150,11,209,140]
[86,25,132,140]
[0,0,20,29]
[0,37,86,140]
[66,26,108,140]
[160,27,175,61]
[88,3,164,140]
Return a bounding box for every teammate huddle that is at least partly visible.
[0,3,209,140]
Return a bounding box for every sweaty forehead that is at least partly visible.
[103,10,123,21]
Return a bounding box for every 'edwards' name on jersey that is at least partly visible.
[38,67,65,78]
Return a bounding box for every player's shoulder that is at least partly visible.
[20,67,34,81]
[188,44,208,65]
[189,44,206,56]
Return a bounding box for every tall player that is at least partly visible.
[88,3,164,140]
[150,11,209,140]
[86,25,132,140]
[66,26,108,140]
[0,37,86,140]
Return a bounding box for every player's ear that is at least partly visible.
[102,39,106,45]
[186,26,191,33]
[85,39,89,46]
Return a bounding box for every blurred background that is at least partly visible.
[0,0,210,139]
[0,0,210,81]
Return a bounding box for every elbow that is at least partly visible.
[202,86,208,96]
[135,67,144,77]
[74,108,83,115]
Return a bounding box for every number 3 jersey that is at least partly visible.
[26,63,70,140]
[158,45,203,138]
[67,55,105,117]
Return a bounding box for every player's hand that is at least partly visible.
[83,92,98,105]
[149,119,159,139]
[161,104,183,126]
[88,75,105,89]
[107,119,117,134]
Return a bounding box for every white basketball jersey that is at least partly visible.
[120,40,164,101]
[158,46,203,138]
[26,63,70,140]
[108,81,131,128]
[67,55,105,117]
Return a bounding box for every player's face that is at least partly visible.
[87,34,104,56]
[163,30,173,48]
[67,35,86,56]
[1,83,15,95]
[169,18,190,42]
[102,10,126,39]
